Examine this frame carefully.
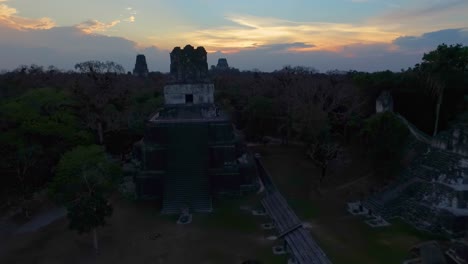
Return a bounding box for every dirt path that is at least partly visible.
[15,207,66,234]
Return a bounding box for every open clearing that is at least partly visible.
[0,144,440,264]
[0,194,287,264]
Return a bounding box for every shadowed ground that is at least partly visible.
[0,144,441,264]
[0,194,287,264]
[254,145,443,264]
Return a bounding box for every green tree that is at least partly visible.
[306,128,341,188]
[243,96,277,141]
[418,44,468,136]
[49,145,121,253]
[273,66,317,144]
[0,88,92,214]
[74,61,128,145]
[360,112,409,180]
[128,92,164,135]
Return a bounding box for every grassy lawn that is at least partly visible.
[1,144,440,264]
[197,195,264,234]
[253,144,440,264]
[0,193,287,264]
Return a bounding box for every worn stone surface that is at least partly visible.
[164,83,214,105]
[133,54,149,77]
[376,90,393,113]
[170,45,209,83]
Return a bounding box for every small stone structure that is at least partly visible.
[376,90,393,113]
[347,201,369,216]
[177,207,192,224]
[133,54,149,77]
[252,209,267,216]
[365,216,390,228]
[272,245,287,255]
[261,223,275,230]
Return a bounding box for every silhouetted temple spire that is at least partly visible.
[133,54,149,77]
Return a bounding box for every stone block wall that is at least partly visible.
[164,83,214,105]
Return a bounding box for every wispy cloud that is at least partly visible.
[75,19,121,34]
[181,14,400,53]
[125,16,135,23]
[371,0,468,33]
[121,7,136,23]
[125,6,137,16]
[76,12,136,34]
[0,0,55,30]
[382,0,465,20]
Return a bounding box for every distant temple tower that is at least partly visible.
[130,45,258,214]
[216,58,229,71]
[133,54,149,77]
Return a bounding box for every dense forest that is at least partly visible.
[0,43,467,241]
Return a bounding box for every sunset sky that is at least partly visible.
[1,0,467,72]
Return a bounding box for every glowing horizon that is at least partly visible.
[0,0,467,72]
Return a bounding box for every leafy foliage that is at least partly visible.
[49,145,121,233]
[416,44,468,135]
[73,61,130,144]
[74,61,125,75]
[306,127,341,183]
[360,112,409,179]
[49,145,120,202]
[0,88,92,203]
[67,192,113,234]
[128,92,164,134]
[242,96,277,140]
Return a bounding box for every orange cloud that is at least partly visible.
[76,19,121,34]
[125,16,135,23]
[0,1,55,30]
[180,15,401,53]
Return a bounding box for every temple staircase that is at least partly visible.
[161,123,212,214]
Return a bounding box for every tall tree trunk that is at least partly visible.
[97,121,104,145]
[319,165,327,183]
[93,228,99,254]
[433,92,443,137]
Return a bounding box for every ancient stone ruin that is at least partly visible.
[376,90,393,113]
[165,45,214,105]
[216,58,229,71]
[169,45,209,83]
[133,54,149,77]
[127,45,258,214]
[357,98,468,236]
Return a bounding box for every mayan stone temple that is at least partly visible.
[356,91,468,236]
[131,45,258,214]
[133,54,149,77]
